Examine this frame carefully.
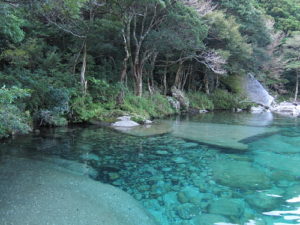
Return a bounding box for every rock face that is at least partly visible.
[0,157,157,225]
[245,73,274,107]
[271,101,300,117]
[171,86,189,111]
[211,160,271,190]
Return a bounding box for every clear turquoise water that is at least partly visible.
[1,112,300,225]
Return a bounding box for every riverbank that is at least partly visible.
[0,88,254,140]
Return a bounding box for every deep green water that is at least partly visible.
[1,112,300,225]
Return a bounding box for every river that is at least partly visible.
[1,112,300,225]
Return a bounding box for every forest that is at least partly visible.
[1,0,300,138]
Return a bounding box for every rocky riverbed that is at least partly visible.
[0,112,299,225]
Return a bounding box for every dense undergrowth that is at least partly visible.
[0,83,253,139]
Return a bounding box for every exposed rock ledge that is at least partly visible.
[251,102,300,117]
[0,156,157,225]
[271,101,300,117]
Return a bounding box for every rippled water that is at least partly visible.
[1,112,300,225]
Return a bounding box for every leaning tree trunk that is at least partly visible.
[294,70,299,102]
[80,42,87,95]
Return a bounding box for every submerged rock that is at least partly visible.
[211,160,271,190]
[254,151,300,177]
[192,213,229,225]
[171,121,278,150]
[246,191,283,211]
[0,157,157,225]
[250,134,300,153]
[176,203,199,220]
[208,198,244,217]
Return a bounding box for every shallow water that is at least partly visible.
[1,112,300,225]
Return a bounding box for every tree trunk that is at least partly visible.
[135,72,143,97]
[163,66,167,95]
[174,62,183,89]
[294,70,299,102]
[204,73,210,94]
[80,42,87,94]
[120,47,130,84]
[215,74,219,89]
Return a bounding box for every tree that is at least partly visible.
[258,0,300,32]
[283,31,300,101]
[32,0,106,94]
[204,11,252,74]
[216,0,271,73]
[0,4,24,44]
[116,0,167,96]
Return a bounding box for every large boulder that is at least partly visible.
[167,96,181,112]
[171,86,189,111]
[0,156,157,225]
[271,101,300,117]
[112,116,140,127]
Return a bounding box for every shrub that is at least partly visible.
[210,89,252,110]
[0,86,31,138]
[121,93,174,120]
[187,92,214,110]
[221,75,245,94]
[34,87,70,126]
[70,95,105,122]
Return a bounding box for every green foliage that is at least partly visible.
[122,93,175,120]
[0,86,31,138]
[34,87,70,126]
[0,6,25,43]
[187,92,214,110]
[88,78,121,106]
[258,0,300,32]
[0,85,30,104]
[205,11,252,73]
[0,0,298,135]
[148,1,208,57]
[70,94,105,122]
[210,89,252,110]
[220,75,245,94]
